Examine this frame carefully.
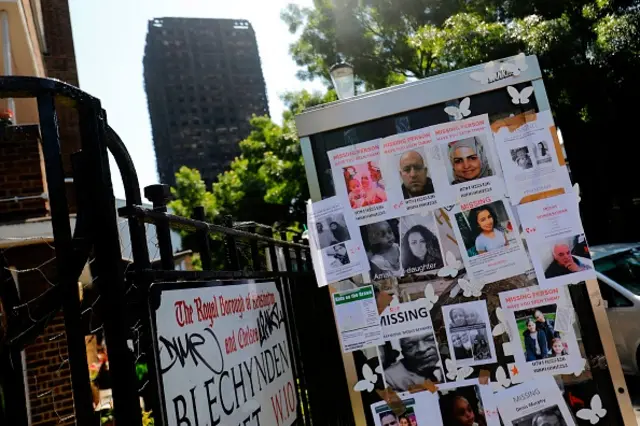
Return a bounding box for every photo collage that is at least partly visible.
[309,102,596,426]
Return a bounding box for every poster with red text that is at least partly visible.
[328,139,391,225]
[380,127,443,215]
[517,193,596,287]
[451,196,530,286]
[492,111,573,205]
[425,114,506,206]
[499,286,581,378]
[151,281,296,426]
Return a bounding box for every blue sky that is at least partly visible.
[68,0,325,199]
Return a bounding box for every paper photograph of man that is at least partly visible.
[543,234,592,279]
[398,148,435,199]
[512,405,568,426]
[323,243,350,270]
[378,332,444,392]
[442,301,497,366]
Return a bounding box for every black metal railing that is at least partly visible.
[0,76,354,426]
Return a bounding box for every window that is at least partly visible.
[598,279,633,308]
[595,248,640,295]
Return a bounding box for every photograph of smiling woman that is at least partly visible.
[448,137,494,184]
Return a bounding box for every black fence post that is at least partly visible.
[37,93,96,425]
[144,185,174,271]
[193,206,212,270]
[249,226,261,271]
[224,215,240,270]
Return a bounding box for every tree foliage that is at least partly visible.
[283,0,640,242]
[168,90,337,230]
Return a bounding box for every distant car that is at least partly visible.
[592,243,640,375]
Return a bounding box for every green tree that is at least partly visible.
[169,89,337,230]
[284,0,640,242]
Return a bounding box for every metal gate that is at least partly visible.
[0,77,354,425]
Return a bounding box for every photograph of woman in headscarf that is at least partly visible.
[447,137,494,184]
[399,213,444,274]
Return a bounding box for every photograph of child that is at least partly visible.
[542,234,593,279]
[445,136,494,185]
[438,385,488,426]
[455,200,516,258]
[343,161,387,209]
[361,219,403,279]
[513,405,568,426]
[443,301,496,366]
[315,213,351,249]
[323,243,351,270]
[515,305,566,361]
[399,213,444,274]
[511,146,534,170]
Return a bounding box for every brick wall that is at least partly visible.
[0,125,47,221]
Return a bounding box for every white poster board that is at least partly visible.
[151,281,297,426]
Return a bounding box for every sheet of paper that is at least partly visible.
[380,128,443,214]
[307,197,370,286]
[437,379,501,426]
[371,391,443,426]
[442,300,497,367]
[425,114,506,205]
[499,286,582,377]
[492,111,573,205]
[332,286,384,353]
[328,139,392,225]
[518,193,596,287]
[495,376,576,426]
[378,300,445,392]
[451,196,530,285]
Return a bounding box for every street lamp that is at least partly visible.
[329,62,355,100]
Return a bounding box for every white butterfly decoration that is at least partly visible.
[423,283,439,311]
[502,53,529,76]
[492,307,508,337]
[438,251,463,278]
[491,365,511,392]
[353,364,381,392]
[458,278,484,298]
[507,86,534,105]
[444,97,471,120]
[470,61,497,84]
[574,182,581,204]
[445,358,473,381]
[577,395,607,424]
[470,53,528,84]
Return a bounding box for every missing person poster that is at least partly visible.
[328,139,391,225]
[442,300,497,367]
[517,193,595,288]
[492,111,572,205]
[437,379,501,426]
[495,376,576,426]
[371,391,442,426]
[499,287,581,377]
[152,281,297,426]
[332,286,384,353]
[378,300,445,391]
[380,128,442,214]
[307,197,370,286]
[451,196,530,285]
[425,114,505,206]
